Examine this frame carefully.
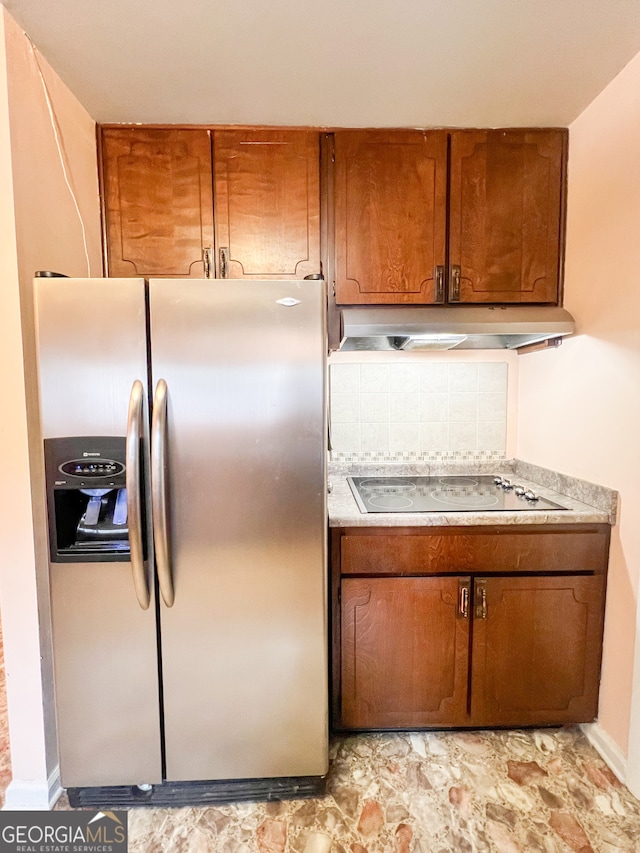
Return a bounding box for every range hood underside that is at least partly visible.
[339,305,575,352]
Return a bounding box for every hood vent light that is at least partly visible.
[339,305,575,353]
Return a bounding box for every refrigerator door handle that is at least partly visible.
[151,378,175,607]
[126,380,150,610]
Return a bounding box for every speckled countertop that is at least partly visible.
[328,459,618,528]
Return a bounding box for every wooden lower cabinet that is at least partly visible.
[341,577,470,728]
[470,575,605,727]
[333,526,609,730]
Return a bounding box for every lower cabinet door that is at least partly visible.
[341,577,470,728]
[470,575,605,726]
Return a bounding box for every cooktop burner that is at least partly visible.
[347,475,568,514]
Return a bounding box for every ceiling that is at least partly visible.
[3,0,640,127]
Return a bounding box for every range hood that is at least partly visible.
[339,305,575,352]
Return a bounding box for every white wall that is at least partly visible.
[517,49,640,765]
[0,7,102,808]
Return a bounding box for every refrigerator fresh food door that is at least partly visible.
[149,278,328,782]
[34,277,162,787]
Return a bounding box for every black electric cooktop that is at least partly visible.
[347,475,568,513]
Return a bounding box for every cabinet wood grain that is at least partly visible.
[213,130,320,279]
[333,131,447,304]
[331,524,610,731]
[341,576,470,728]
[100,124,566,304]
[341,526,609,576]
[101,128,214,278]
[449,129,565,303]
[471,575,605,725]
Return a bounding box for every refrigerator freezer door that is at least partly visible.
[50,561,162,787]
[149,278,328,782]
[35,278,162,787]
[36,278,148,439]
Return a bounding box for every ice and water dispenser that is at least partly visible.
[45,437,137,562]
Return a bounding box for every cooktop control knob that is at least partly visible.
[493,476,503,485]
[501,479,513,490]
[524,490,539,502]
[514,485,526,496]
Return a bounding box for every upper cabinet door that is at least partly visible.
[101,128,214,278]
[213,130,320,279]
[449,129,566,304]
[334,131,448,304]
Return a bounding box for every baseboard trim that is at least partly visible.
[580,722,627,783]
[3,765,62,811]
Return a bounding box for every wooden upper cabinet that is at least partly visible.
[333,131,448,305]
[100,124,565,299]
[212,130,320,279]
[449,129,566,304]
[101,128,214,278]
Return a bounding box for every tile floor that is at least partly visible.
[3,632,640,850]
[92,729,640,852]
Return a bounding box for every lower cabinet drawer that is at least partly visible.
[340,527,610,576]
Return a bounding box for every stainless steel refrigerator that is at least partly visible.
[34,276,328,805]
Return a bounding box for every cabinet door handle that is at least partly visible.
[219,246,230,279]
[475,580,487,619]
[202,247,213,279]
[450,265,461,302]
[458,581,470,618]
[435,265,445,303]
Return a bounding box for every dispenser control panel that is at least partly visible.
[44,437,134,563]
[60,459,125,479]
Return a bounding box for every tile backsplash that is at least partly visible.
[330,361,508,463]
